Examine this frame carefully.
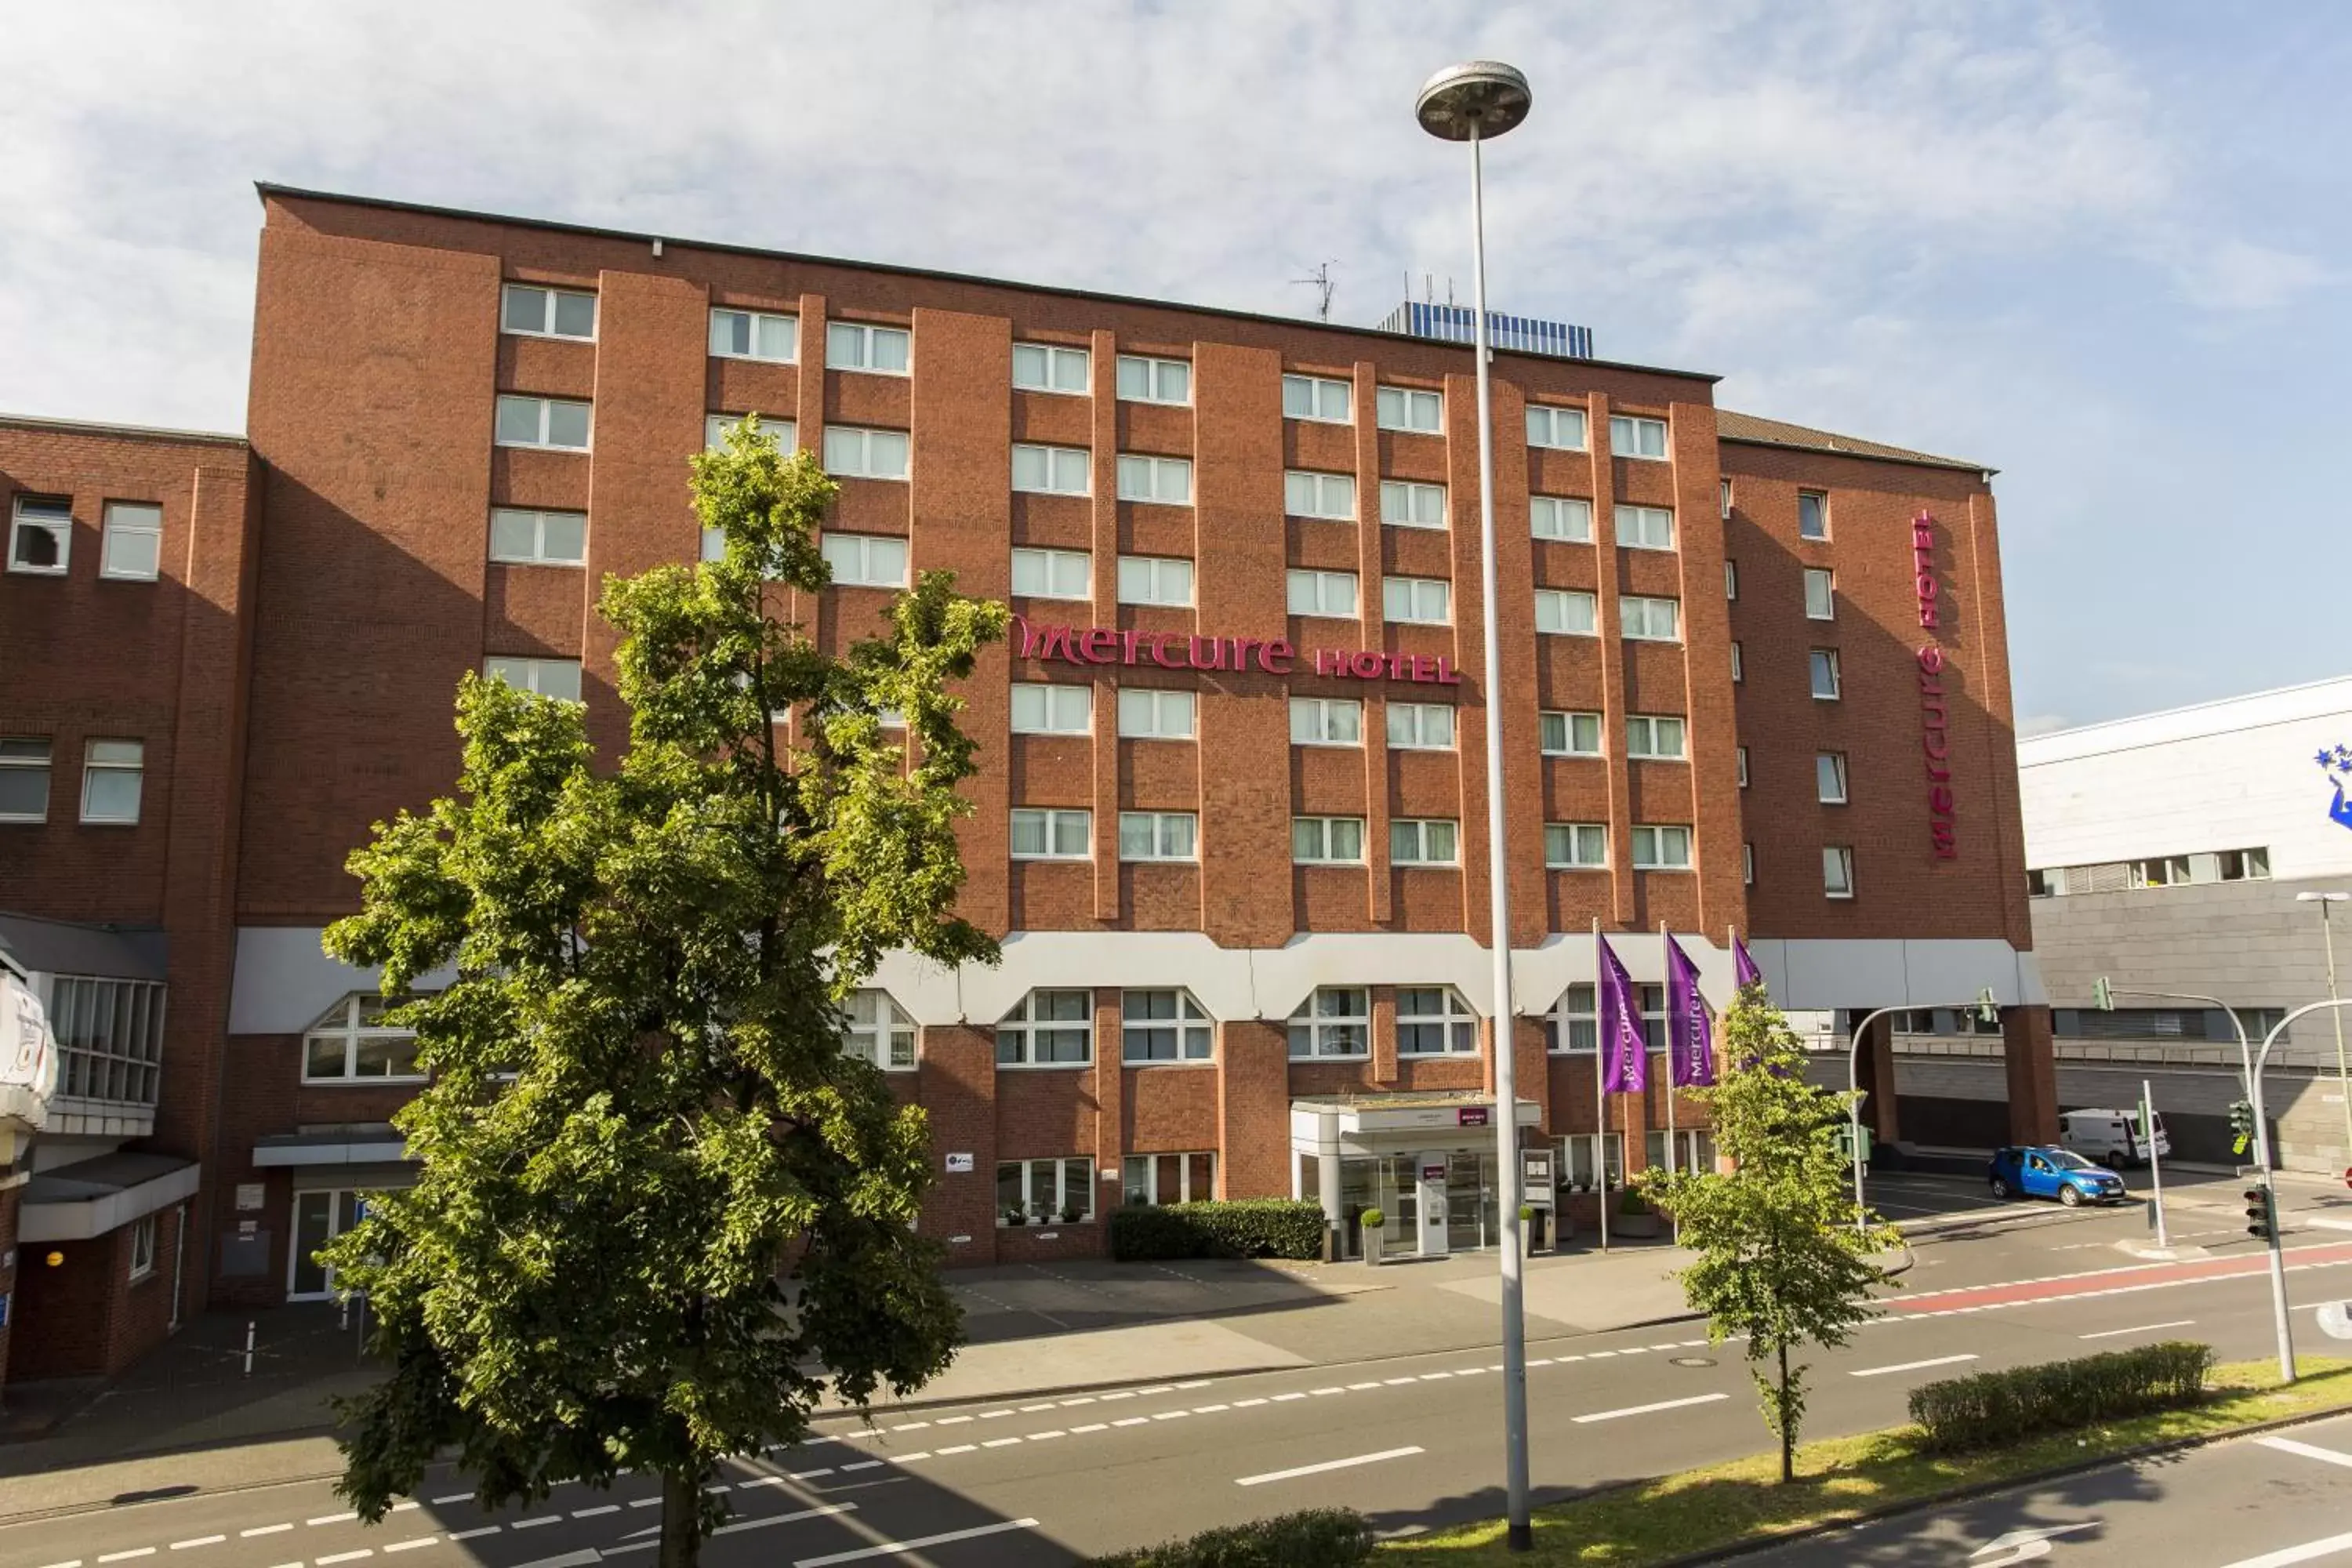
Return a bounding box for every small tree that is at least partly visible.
[320,419,1008,1568]
[1639,985,1897,1483]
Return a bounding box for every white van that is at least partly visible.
[2059,1107,2170,1168]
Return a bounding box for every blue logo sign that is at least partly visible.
[2318,746,2352,833]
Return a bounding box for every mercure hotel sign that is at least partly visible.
[1011,615,1465,685]
[1914,510,1958,861]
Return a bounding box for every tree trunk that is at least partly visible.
[1777,1341,1794,1483]
[657,1467,702,1568]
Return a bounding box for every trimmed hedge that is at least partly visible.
[1909,1340,2216,1453]
[1086,1508,1373,1566]
[1108,1199,1328,1261]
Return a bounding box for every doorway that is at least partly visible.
[288,1188,384,1300]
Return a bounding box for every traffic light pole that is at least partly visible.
[1843,994,2002,1236]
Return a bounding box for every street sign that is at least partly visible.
[944,1152,974,1174]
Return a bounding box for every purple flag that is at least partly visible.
[1733,934,1763,991]
[1666,935,1715,1088]
[1598,932,1646,1094]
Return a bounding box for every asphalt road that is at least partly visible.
[6,1174,2351,1568]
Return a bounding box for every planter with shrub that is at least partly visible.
[1359,1207,1385,1265]
[1108,1198,1329,1261]
[1909,1340,2216,1454]
[1613,1186,1661,1239]
[1085,1507,1373,1566]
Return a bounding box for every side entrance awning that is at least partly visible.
[19,1151,200,1242]
[252,1127,411,1167]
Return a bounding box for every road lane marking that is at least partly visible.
[308,1514,360,1527]
[628,1497,662,1507]
[1232,1398,1267,1407]
[2259,1435,2352,1470]
[792,1518,1040,1566]
[982,1438,1022,1448]
[1194,1403,1231,1413]
[317,1555,372,1566]
[448,1527,501,1540]
[169,1538,226,1551]
[713,1503,857,1541]
[1573,1392,1732,1424]
[241,1527,294,1539]
[2211,1530,2352,1568]
[382,1541,436,1555]
[1236,1446,1425,1486]
[2080,1319,2197,1340]
[1851,1354,1980,1378]
[432,1493,473,1504]
[512,1515,561,1528]
[935,1443,975,1454]
[572,1505,620,1518]
[98,1555,156,1565]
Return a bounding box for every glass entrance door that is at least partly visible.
[288,1189,380,1299]
[1447,1151,1498,1251]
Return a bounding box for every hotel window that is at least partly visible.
[1798,490,1830,540]
[1824,845,1856,899]
[1632,824,1693,871]
[1619,595,1681,642]
[840,989,917,1071]
[1376,385,1443,434]
[1397,986,1478,1054]
[1010,808,1091,861]
[1390,818,1459,866]
[1287,987,1369,1059]
[1613,505,1675,551]
[1560,1131,1627,1190]
[1290,696,1363,746]
[1116,554,1193,607]
[303,993,425,1082]
[1380,480,1447,529]
[1121,990,1213,1063]
[1117,688,1195,739]
[79,739,143,825]
[826,321,910,375]
[1116,454,1193,505]
[1384,576,1451,626]
[1744,843,1755,885]
[1610,413,1668,460]
[1548,987,1600,1054]
[1010,546,1091,600]
[706,414,794,453]
[1817,752,1849,804]
[129,1214,157,1282]
[1282,373,1352,423]
[9,495,72,575]
[1012,443,1091,495]
[997,1156,1094,1223]
[0,739,53,822]
[1625,714,1687,760]
[1530,495,1593,543]
[1012,342,1091,394]
[821,532,909,587]
[1809,648,1842,699]
[1535,589,1597,636]
[1119,811,1197,862]
[1124,1151,1216,1204]
[500,283,596,339]
[484,656,583,702]
[1287,568,1359,617]
[494,395,591,451]
[1540,711,1602,757]
[1010,683,1091,736]
[1292,815,1366,865]
[1116,354,1191,405]
[1730,641,1744,682]
[1387,702,1455,750]
[1723,559,1738,600]
[1285,469,1356,520]
[1720,477,1733,519]
[489,508,588,566]
[1736,746,1749,788]
[997,990,1094,1067]
[822,426,910,481]
[1803,567,1835,620]
[100,503,163,581]
[709,307,797,361]
[1544,822,1607,869]
[1526,404,1588,451]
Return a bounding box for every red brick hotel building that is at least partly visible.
[0,186,2053,1387]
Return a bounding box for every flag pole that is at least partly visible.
[1594,916,1609,1253]
[1662,921,1681,1246]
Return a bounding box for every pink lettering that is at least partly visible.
[1923,729,1949,761]
[1434,655,1461,686]
[1917,646,1944,676]
[1014,616,1076,662]
[1349,651,1385,679]
[1409,654,1436,682]
[1082,628,1120,662]
[1313,648,1346,677]
[1232,636,1261,671]
[1929,786,1955,815]
[1187,635,1225,671]
[1152,632,1186,669]
[1120,629,1149,665]
[1260,639,1294,674]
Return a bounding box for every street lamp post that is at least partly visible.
[2296,891,2352,1163]
[1841,1000,1997,1235]
[1416,59,1535,1555]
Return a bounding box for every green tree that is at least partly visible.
[319,418,1008,1568]
[1638,985,1898,1483]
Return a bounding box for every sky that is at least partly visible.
[2,0,2344,732]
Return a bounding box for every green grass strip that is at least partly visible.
[1380,1358,2352,1566]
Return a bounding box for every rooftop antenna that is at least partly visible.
[1292,260,1338,322]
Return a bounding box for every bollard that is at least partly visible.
[243,1319,256,1377]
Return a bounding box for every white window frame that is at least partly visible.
[1530,495,1592,543]
[998,1156,1096,1221]
[1625,714,1687,761]
[708,307,797,362]
[822,426,911,481]
[1121,991,1214,1064]
[1744,843,1755,885]
[1117,688,1195,739]
[1379,480,1447,529]
[500,283,597,340]
[1798,490,1831,541]
[1116,554,1194,608]
[1396,985,1479,1054]
[129,1214,158,1281]
[1731,641,1745,683]
[100,502,163,581]
[1012,342,1091,396]
[1389,818,1460,866]
[493,394,592,451]
[0,738,53,822]
[1119,811,1198,862]
[1535,589,1597,636]
[1824,845,1857,900]
[1526,405,1588,451]
[488,508,588,567]
[1803,567,1836,621]
[1282,373,1352,423]
[1375,385,1443,434]
[1386,702,1455,751]
[1116,354,1191,405]
[302,993,426,1083]
[1540,711,1603,757]
[1545,822,1609,869]
[1613,504,1676,551]
[80,739,143,825]
[1559,1131,1627,1189]
[1817,752,1849,804]
[9,495,72,575]
[1291,816,1366,865]
[997,990,1094,1069]
[706,414,796,454]
[1810,648,1842,700]
[1287,568,1359,618]
[1287,987,1370,1059]
[1631,824,1694,872]
[1010,807,1092,862]
[1724,559,1739,600]
[1285,470,1356,521]
[1123,1151,1217,1203]
[1010,683,1092,736]
[821,532,910,588]
[1720,477,1734,519]
[1116,454,1193,505]
[1383,575,1451,626]
[1012,443,1091,496]
[841,989,918,1071]
[1010,546,1091,601]
[1290,697,1363,747]
[1737,746,1750,788]
[827,321,911,376]
[1620,595,1682,642]
[1609,413,1669,460]
[484,656,583,702]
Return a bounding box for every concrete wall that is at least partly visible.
[2031,876,2348,1015]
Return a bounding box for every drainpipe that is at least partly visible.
[169,1200,189,1332]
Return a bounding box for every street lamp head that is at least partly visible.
[2297,891,2352,903]
[1415,60,1533,142]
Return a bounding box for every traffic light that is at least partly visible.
[2229,1100,2257,1156]
[2092,975,2115,1011]
[2246,1185,2277,1241]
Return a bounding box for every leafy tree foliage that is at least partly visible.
[1639,985,1898,1482]
[320,419,1007,1566]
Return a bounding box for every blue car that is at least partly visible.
[1988,1145,2129,1207]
